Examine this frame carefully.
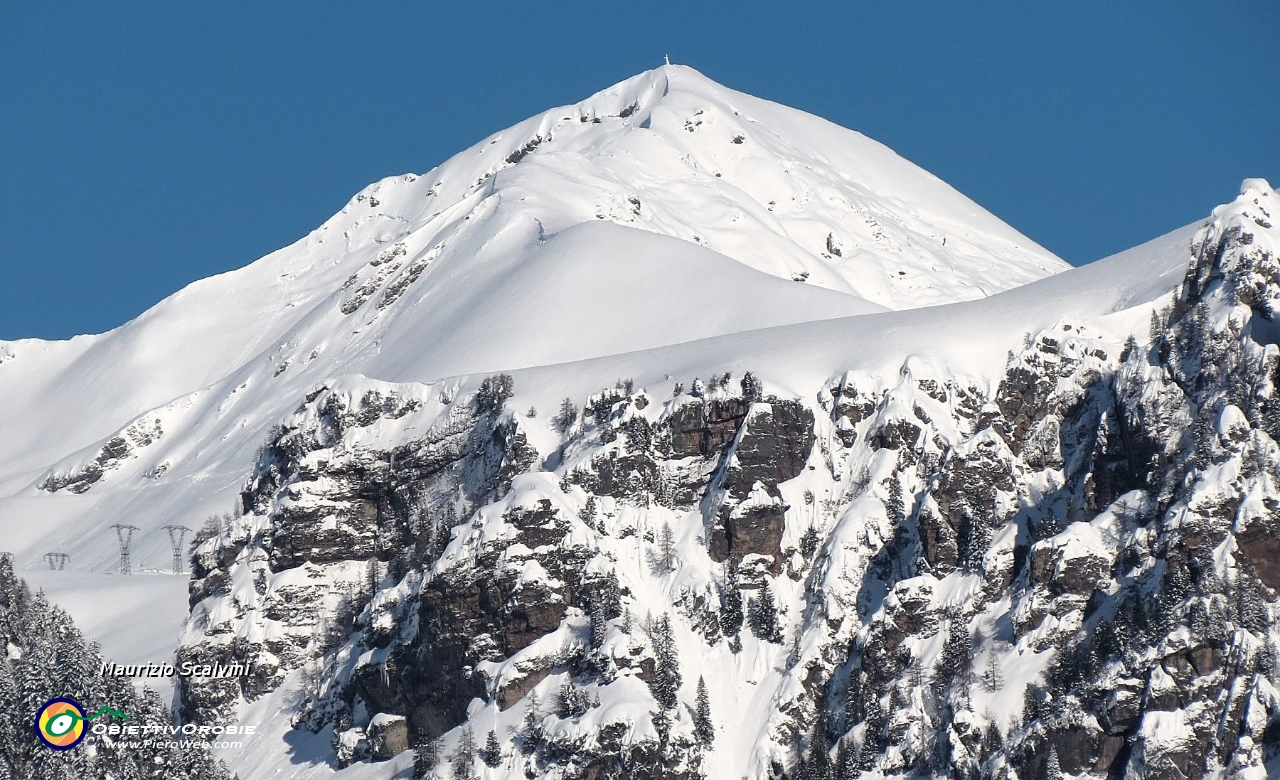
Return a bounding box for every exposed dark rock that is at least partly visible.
[367,714,410,761]
[706,401,814,568]
[351,563,572,740]
[1099,681,1143,734]
[584,452,660,501]
[496,667,551,710]
[1236,516,1280,591]
[1050,721,1102,775]
[709,502,788,570]
[39,417,163,493]
[870,418,921,451]
[918,507,959,573]
[665,397,750,458]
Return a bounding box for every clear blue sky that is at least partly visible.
[2,2,1276,339]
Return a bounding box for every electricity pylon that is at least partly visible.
[109,524,140,575]
[161,525,192,574]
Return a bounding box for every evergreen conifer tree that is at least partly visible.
[475,374,515,414]
[413,738,440,778]
[834,738,856,780]
[482,730,501,767]
[800,526,820,560]
[579,495,597,524]
[1022,685,1042,725]
[799,708,832,780]
[720,562,744,637]
[590,597,609,649]
[558,681,589,717]
[1045,745,1064,780]
[693,676,714,746]
[453,728,477,780]
[885,474,905,525]
[749,580,781,643]
[647,613,682,710]
[657,522,676,574]
[518,694,543,752]
[1121,334,1140,361]
[935,613,973,697]
[554,398,578,435]
[605,570,622,617]
[857,695,887,768]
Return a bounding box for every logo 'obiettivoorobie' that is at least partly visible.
[33,697,129,750]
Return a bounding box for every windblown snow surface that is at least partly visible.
[0,65,1268,780]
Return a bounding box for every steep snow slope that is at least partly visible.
[496,218,1201,411]
[336,220,888,381]
[422,65,1067,304]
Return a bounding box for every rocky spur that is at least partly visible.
[99,661,255,678]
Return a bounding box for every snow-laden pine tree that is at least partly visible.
[883,473,905,525]
[647,613,681,711]
[518,694,542,752]
[719,562,744,650]
[590,596,608,649]
[412,739,439,779]
[693,677,713,746]
[749,579,781,643]
[1045,745,1063,780]
[482,730,501,768]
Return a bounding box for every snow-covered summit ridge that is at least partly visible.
[324,64,1067,308]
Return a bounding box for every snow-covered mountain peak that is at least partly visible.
[1201,176,1275,231]
[6,63,1280,780]
[312,64,1066,311]
[1239,176,1273,197]
[1180,177,1279,312]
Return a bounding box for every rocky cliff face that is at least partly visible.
[176,183,1280,779]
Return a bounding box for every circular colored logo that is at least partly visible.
[34,698,87,750]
